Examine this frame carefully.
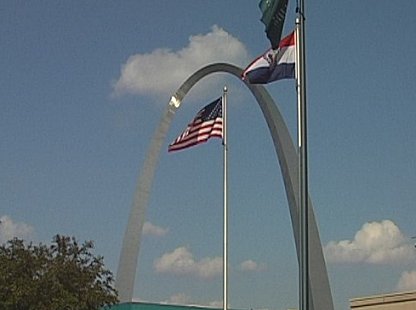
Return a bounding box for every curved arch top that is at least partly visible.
[116,63,333,310]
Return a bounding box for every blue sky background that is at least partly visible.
[1,2,416,310]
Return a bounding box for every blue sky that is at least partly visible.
[1,1,416,310]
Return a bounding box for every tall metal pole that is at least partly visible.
[296,0,309,309]
[222,86,228,310]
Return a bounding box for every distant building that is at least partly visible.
[350,290,416,310]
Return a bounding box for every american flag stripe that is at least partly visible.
[168,98,223,152]
[171,119,223,143]
[168,118,222,152]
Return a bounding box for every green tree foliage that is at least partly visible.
[0,235,118,310]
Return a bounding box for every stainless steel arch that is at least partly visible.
[116,63,334,310]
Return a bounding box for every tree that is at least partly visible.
[0,235,118,310]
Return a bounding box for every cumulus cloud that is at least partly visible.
[113,25,250,98]
[143,221,169,237]
[207,300,224,308]
[324,220,415,264]
[0,215,34,244]
[154,246,222,279]
[239,259,266,272]
[396,270,416,291]
[165,293,193,305]
[164,293,222,308]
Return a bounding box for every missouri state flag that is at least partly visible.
[242,30,295,84]
[168,98,223,152]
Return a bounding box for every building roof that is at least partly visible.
[350,290,416,309]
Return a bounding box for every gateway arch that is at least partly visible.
[116,63,334,310]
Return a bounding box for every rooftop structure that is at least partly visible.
[350,290,416,310]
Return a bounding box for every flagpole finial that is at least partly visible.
[223,86,227,93]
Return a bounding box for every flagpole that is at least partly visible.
[222,86,228,310]
[296,0,309,309]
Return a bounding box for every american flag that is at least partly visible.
[168,98,223,152]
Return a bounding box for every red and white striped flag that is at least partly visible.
[168,98,223,152]
[242,30,295,84]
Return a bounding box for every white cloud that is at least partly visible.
[0,215,34,244]
[165,293,193,305]
[239,259,266,272]
[324,220,415,264]
[396,270,416,291]
[207,300,224,308]
[163,293,222,308]
[113,25,250,98]
[143,221,169,237]
[154,246,222,279]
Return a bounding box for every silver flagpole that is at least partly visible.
[296,0,309,309]
[222,86,228,310]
